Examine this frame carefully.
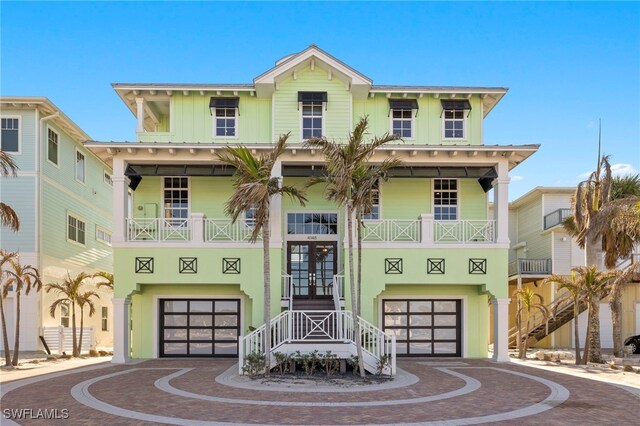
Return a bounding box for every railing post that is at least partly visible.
[190,213,205,244]
[238,334,244,374]
[419,214,433,245]
[391,335,397,375]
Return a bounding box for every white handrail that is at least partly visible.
[361,220,420,242]
[239,310,395,375]
[332,274,343,312]
[204,218,262,242]
[433,220,495,243]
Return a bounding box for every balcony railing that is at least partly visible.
[544,208,571,230]
[508,258,552,276]
[361,220,420,242]
[204,218,260,242]
[124,215,498,245]
[126,218,192,241]
[433,220,495,243]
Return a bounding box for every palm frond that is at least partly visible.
[0,203,20,232]
[0,150,19,176]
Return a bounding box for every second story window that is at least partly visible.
[48,128,59,165]
[389,99,418,139]
[441,100,471,140]
[362,180,380,220]
[163,177,189,226]
[101,307,109,331]
[68,213,86,245]
[434,179,458,221]
[1,117,20,153]
[299,92,327,140]
[76,150,85,183]
[210,97,239,137]
[245,205,258,228]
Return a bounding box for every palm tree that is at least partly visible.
[4,258,42,366]
[217,134,307,375]
[611,174,640,200]
[0,250,17,365]
[576,266,618,363]
[306,116,401,377]
[544,271,584,364]
[513,287,550,359]
[93,272,113,290]
[0,150,20,231]
[76,290,100,355]
[46,272,91,357]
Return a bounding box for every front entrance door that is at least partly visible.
[287,241,337,299]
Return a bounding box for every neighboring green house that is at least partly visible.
[0,97,114,354]
[87,46,538,369]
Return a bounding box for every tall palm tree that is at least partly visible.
[76,290,100,355]
[306,116,400,377]
[217,134,307,375]
[46,272,91,357]
[611,174,640,200]
[544,271,584,364]
[0,250,18,365]
[0,150,20,231]
[513,287,550,359]
[4,258,42,366]
[576,266,618,363]
[93,272,113,290]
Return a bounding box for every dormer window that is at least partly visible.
[298,92,327,140]
[441,100,471,140]
[210,97,239,138]
[389,99,418,139]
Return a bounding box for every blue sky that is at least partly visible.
[2,2,638,200]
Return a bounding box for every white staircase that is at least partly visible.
[239,310,396,376]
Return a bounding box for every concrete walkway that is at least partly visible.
[1,358,639,425]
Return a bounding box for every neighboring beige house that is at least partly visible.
[501,187,640,350]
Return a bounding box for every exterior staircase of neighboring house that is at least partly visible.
[508,293,587,348]
[617,252,640,282]
[244,274,396,375]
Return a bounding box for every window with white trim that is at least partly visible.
[61,303,70,328]
[68,214,86,245]
[433,179,458,220]
[76,150,85,182]
[299,92,326,140]
[48,128,59,165]
[1,118,20,152]
[96,227,112,245]
[443,110,465,139]
[101,307,109,331]
[362,180,380,220]
[163,177,189,226]
[214,107,237,137]
[103,171,112,186]
[391,109,413,138]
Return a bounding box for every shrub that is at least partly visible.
[376,355,391,376]
[347,355,359,375]
[273,352,292,375]
[301,350,320,376]
[321,351,340,376]
[242,352,265,377]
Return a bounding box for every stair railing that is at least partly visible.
[508,292,577,343]
[239,310,396,375]
[332,274,344,312]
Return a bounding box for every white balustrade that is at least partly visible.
[433,220,495,243]
[361,220,420,242]
[205,218,261,242]
[126,218,192,241]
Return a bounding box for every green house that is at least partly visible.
[87,46,538,371]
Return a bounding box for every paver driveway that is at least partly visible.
[1,358,638,425]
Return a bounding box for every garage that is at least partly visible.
[159,299,240,357]
[382,299,461,357]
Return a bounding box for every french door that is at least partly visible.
[287,241,337,299]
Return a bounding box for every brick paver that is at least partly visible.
[1,358,638,425]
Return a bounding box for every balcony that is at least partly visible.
[544,208,571,230]
[508,258,552,277]
[126,217,259,243]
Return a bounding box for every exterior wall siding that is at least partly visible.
[0,176,37,252]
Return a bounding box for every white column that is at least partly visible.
[493,161,510,245]
[491,297,510,362]
[112,297,131,364]
[135,97,145,133]
[419,213,433,245]
[269,160,283,248]
[112,158,129,244]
